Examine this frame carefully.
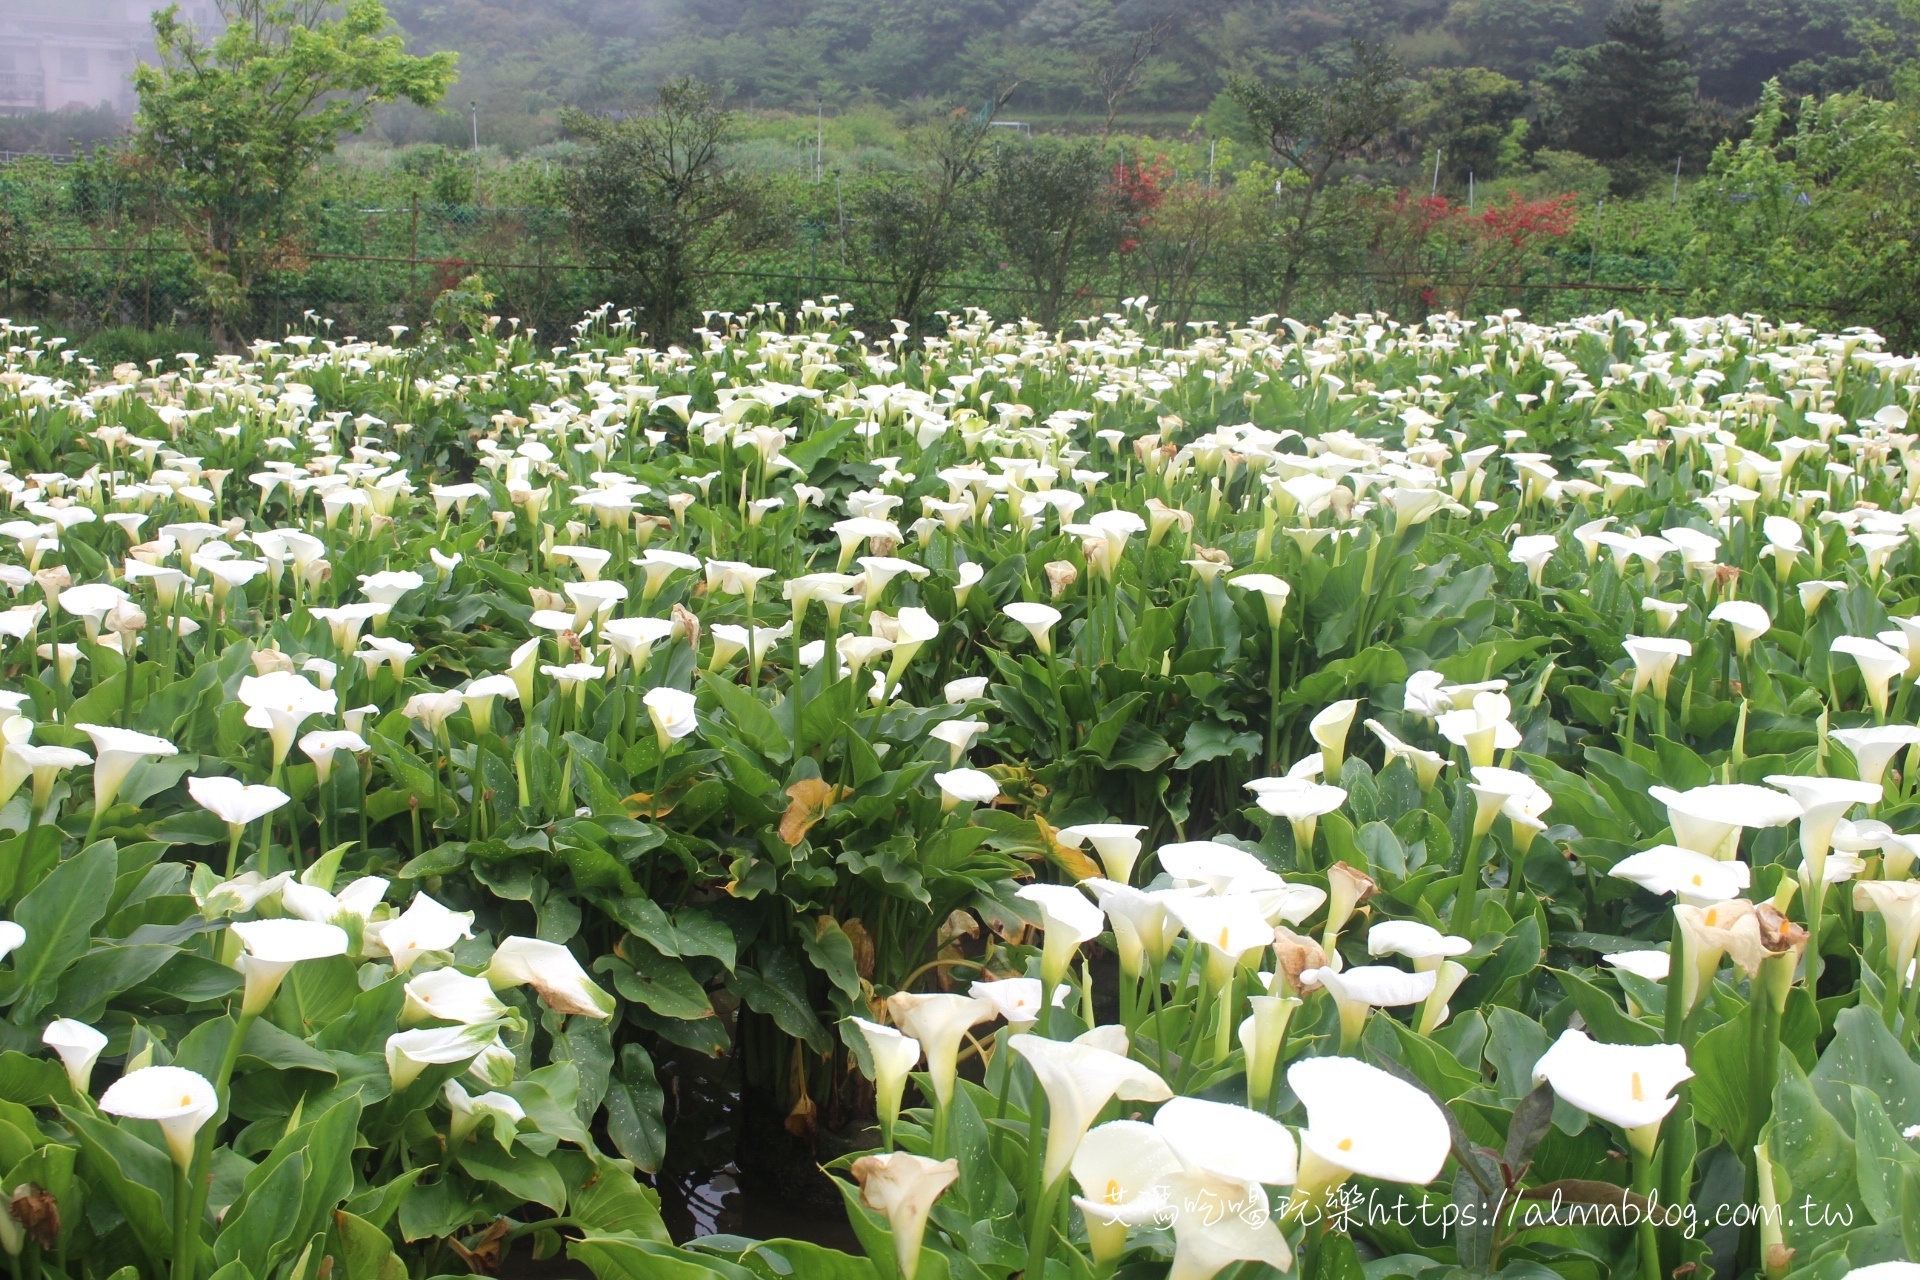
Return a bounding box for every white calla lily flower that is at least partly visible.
[1610,845,1752,905]
[1532,1028,1692,1156]
[485,936,615,1017]
[849,1152,959,1280]
[41,1017,108,1095]
[1070,1121,1179,1265]
[229,918,349,1014]
[98,1065,219,1167]
[847,1016,922,1146]
[1015,882,1105,988]
[1011,1029,1173,1188]
[884,991,994,1112]
[1287,1055,1450,1203]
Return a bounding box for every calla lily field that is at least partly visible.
[0,300,1916,1280]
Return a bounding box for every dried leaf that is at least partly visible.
[842,917,876,979]
[1036,812,1102,881]
[779,777,845,845]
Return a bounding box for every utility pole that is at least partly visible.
[1672,154,1682,205]
[1589,198,1604,283]
[834,168,846,265]
[1430,147,1443,197]
[1468,170,1475,212]
[815,99,824,184]
[469,101,481,209]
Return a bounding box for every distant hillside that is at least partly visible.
[375,0,1903,151]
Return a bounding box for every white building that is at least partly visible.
[0,0,217,117]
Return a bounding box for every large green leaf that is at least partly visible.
[331,1210,408,1280]
[569,1152,672,1242]
[9,841,117,1014]
[1769,1049,1865,1254]
[729,948,831,1052]
[458,1143,569,1211]
[1810,1006,1920,1133]
[62,1107,172,1275]
[604,1043,668,1174]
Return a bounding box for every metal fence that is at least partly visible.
[21,197,1693,340]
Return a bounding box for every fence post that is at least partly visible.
[409,193,420,324]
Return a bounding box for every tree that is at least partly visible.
[1227,41,1408,315]
[852,88,1016,327]
[1402,67,1531,185]
[1677,0,1871,103]
[1541,1,1704,193]
[132,0,456,338]
[561,80,781,342]
[1444,0,1608,77]
[984,137,1123,329]
[1079,13,1179,141]
[1685,81,1920,347]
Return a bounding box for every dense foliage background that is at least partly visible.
[1,0,1920,355]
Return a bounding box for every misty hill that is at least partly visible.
[375,0,1901,150]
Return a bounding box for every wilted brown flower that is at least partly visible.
[8,1185,58,1250]
[1272,927,1327,993]
[671,602,701,653]
[1044,560,1078,598]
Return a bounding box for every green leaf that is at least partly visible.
[744,1241,880,1280]
[218,1096,362,1280]
[459,1143,569,1211]
[730,949,830,1053]
[0,825,60,907]
[396,1176,482,1243]
[1483,1008,1552,1105]
[1175,720,1260,770]
[140,952,244,1004]
[604,1044,668,1175]
[1852,1085,1920,1226]
[55,948,179,1028]
[1371,1017,1480,1102]
[673,907,737,970]
[240,1017,339,1075]
[214,1148,309,1280]
[1319,1212,1376,1279]
[802,916,862,1008]
[601,939,713,1021]
[332,1210,408,1280]
[1454,915,1541,1010]
[510,1072,595,1147]
[1810,1006,1920,1133]
[1769,1049,1865,1253]
[0,1051,72,1106]
[571,1234,744,1280]
[9,842,117,1015]
[342,1167,430,1232]
[1549,966,1658,1045]
[570,1152,671,1242]
[62,1108,171,1275]
[1690,1004,1758,1150]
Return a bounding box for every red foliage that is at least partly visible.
[1380,190,1578,247]
[1111,159,1172,214]
[1478,191,1579,247]
[434,257,472,293]
[1365,188,1580,314]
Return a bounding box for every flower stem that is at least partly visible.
[179,1010,257,1280]
[1024,1175,1064,1280]
[1266,625,1282,773]
[171,1165,193,1280]
[1631,1146,1661,1280]
[1448,829,1488,935]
